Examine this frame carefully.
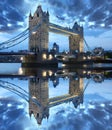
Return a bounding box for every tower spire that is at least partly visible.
[29,10,32,17]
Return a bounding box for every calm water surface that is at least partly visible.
[0,63,112,130]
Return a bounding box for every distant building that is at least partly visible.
[50,42,59,54]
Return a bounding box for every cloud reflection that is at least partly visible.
[0,94,112,129]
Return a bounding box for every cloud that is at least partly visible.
[0,0,30,33]
[47,0,112,30]
[0,98,38,130]
[47,101,112,130]
[0,0,112,38]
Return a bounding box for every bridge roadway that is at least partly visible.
[49,23,79,36]
[0,51,35,55]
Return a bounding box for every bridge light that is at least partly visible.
[42,71,47,77]
[62,57,65,60]
[62,64,66,67]
[62,70,65,73]
[32,96,36,99]
[20,57,23,61]
[87,56,91,59]
[83,70,86,74]
[49,70,53,76]
[83,56,86,60]
[42,54,47,59]
[18,68,23,75]
[49,54,53,60]
[32,31,36,35]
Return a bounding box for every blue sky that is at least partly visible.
[0,0,112,51]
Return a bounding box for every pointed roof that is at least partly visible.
[29,10,32,17]
[35,5,43,14]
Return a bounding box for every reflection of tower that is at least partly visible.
[29,5,49,53]
[29,78,49,124]
[69,76,83,108]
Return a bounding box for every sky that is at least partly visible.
[0,0,112,51]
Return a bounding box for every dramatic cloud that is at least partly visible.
[2,98,112,130]
[0,98,38,130]
[0,0,30,33]
[47,101,112,130]
[47,0,112,29]
[0,0,112,33]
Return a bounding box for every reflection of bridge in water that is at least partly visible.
[0,68,85,125]
[0,68,112,124]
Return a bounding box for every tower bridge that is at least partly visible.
[0,5,84,65]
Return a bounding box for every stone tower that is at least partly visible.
[69,76,83,107]
[29,5,49,53]
[29,78,49,125]
[69,76,83,95]
[69,22,83,54]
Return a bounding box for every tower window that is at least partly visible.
[37,113,39,117]
[37,13,39,17]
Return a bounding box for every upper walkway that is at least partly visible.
[49,23,82,36]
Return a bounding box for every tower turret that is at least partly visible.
[29,77,49,125]
[29,10,32,18]
[34,5,43,17]
[29,5,49,53]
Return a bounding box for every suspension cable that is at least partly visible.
[0,23,41,50]
[0,80,41,107]
[0,28,29,45]
[83,38,91,52]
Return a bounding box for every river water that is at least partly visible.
[0,63,112,130]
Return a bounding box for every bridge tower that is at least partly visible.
[29,78,49,125]
[29,5,49,53]
[69,76,83,107]
[69,22,83,55]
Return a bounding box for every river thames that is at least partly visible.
[0,63,112,130]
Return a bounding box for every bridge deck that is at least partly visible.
[0,52,35,55]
